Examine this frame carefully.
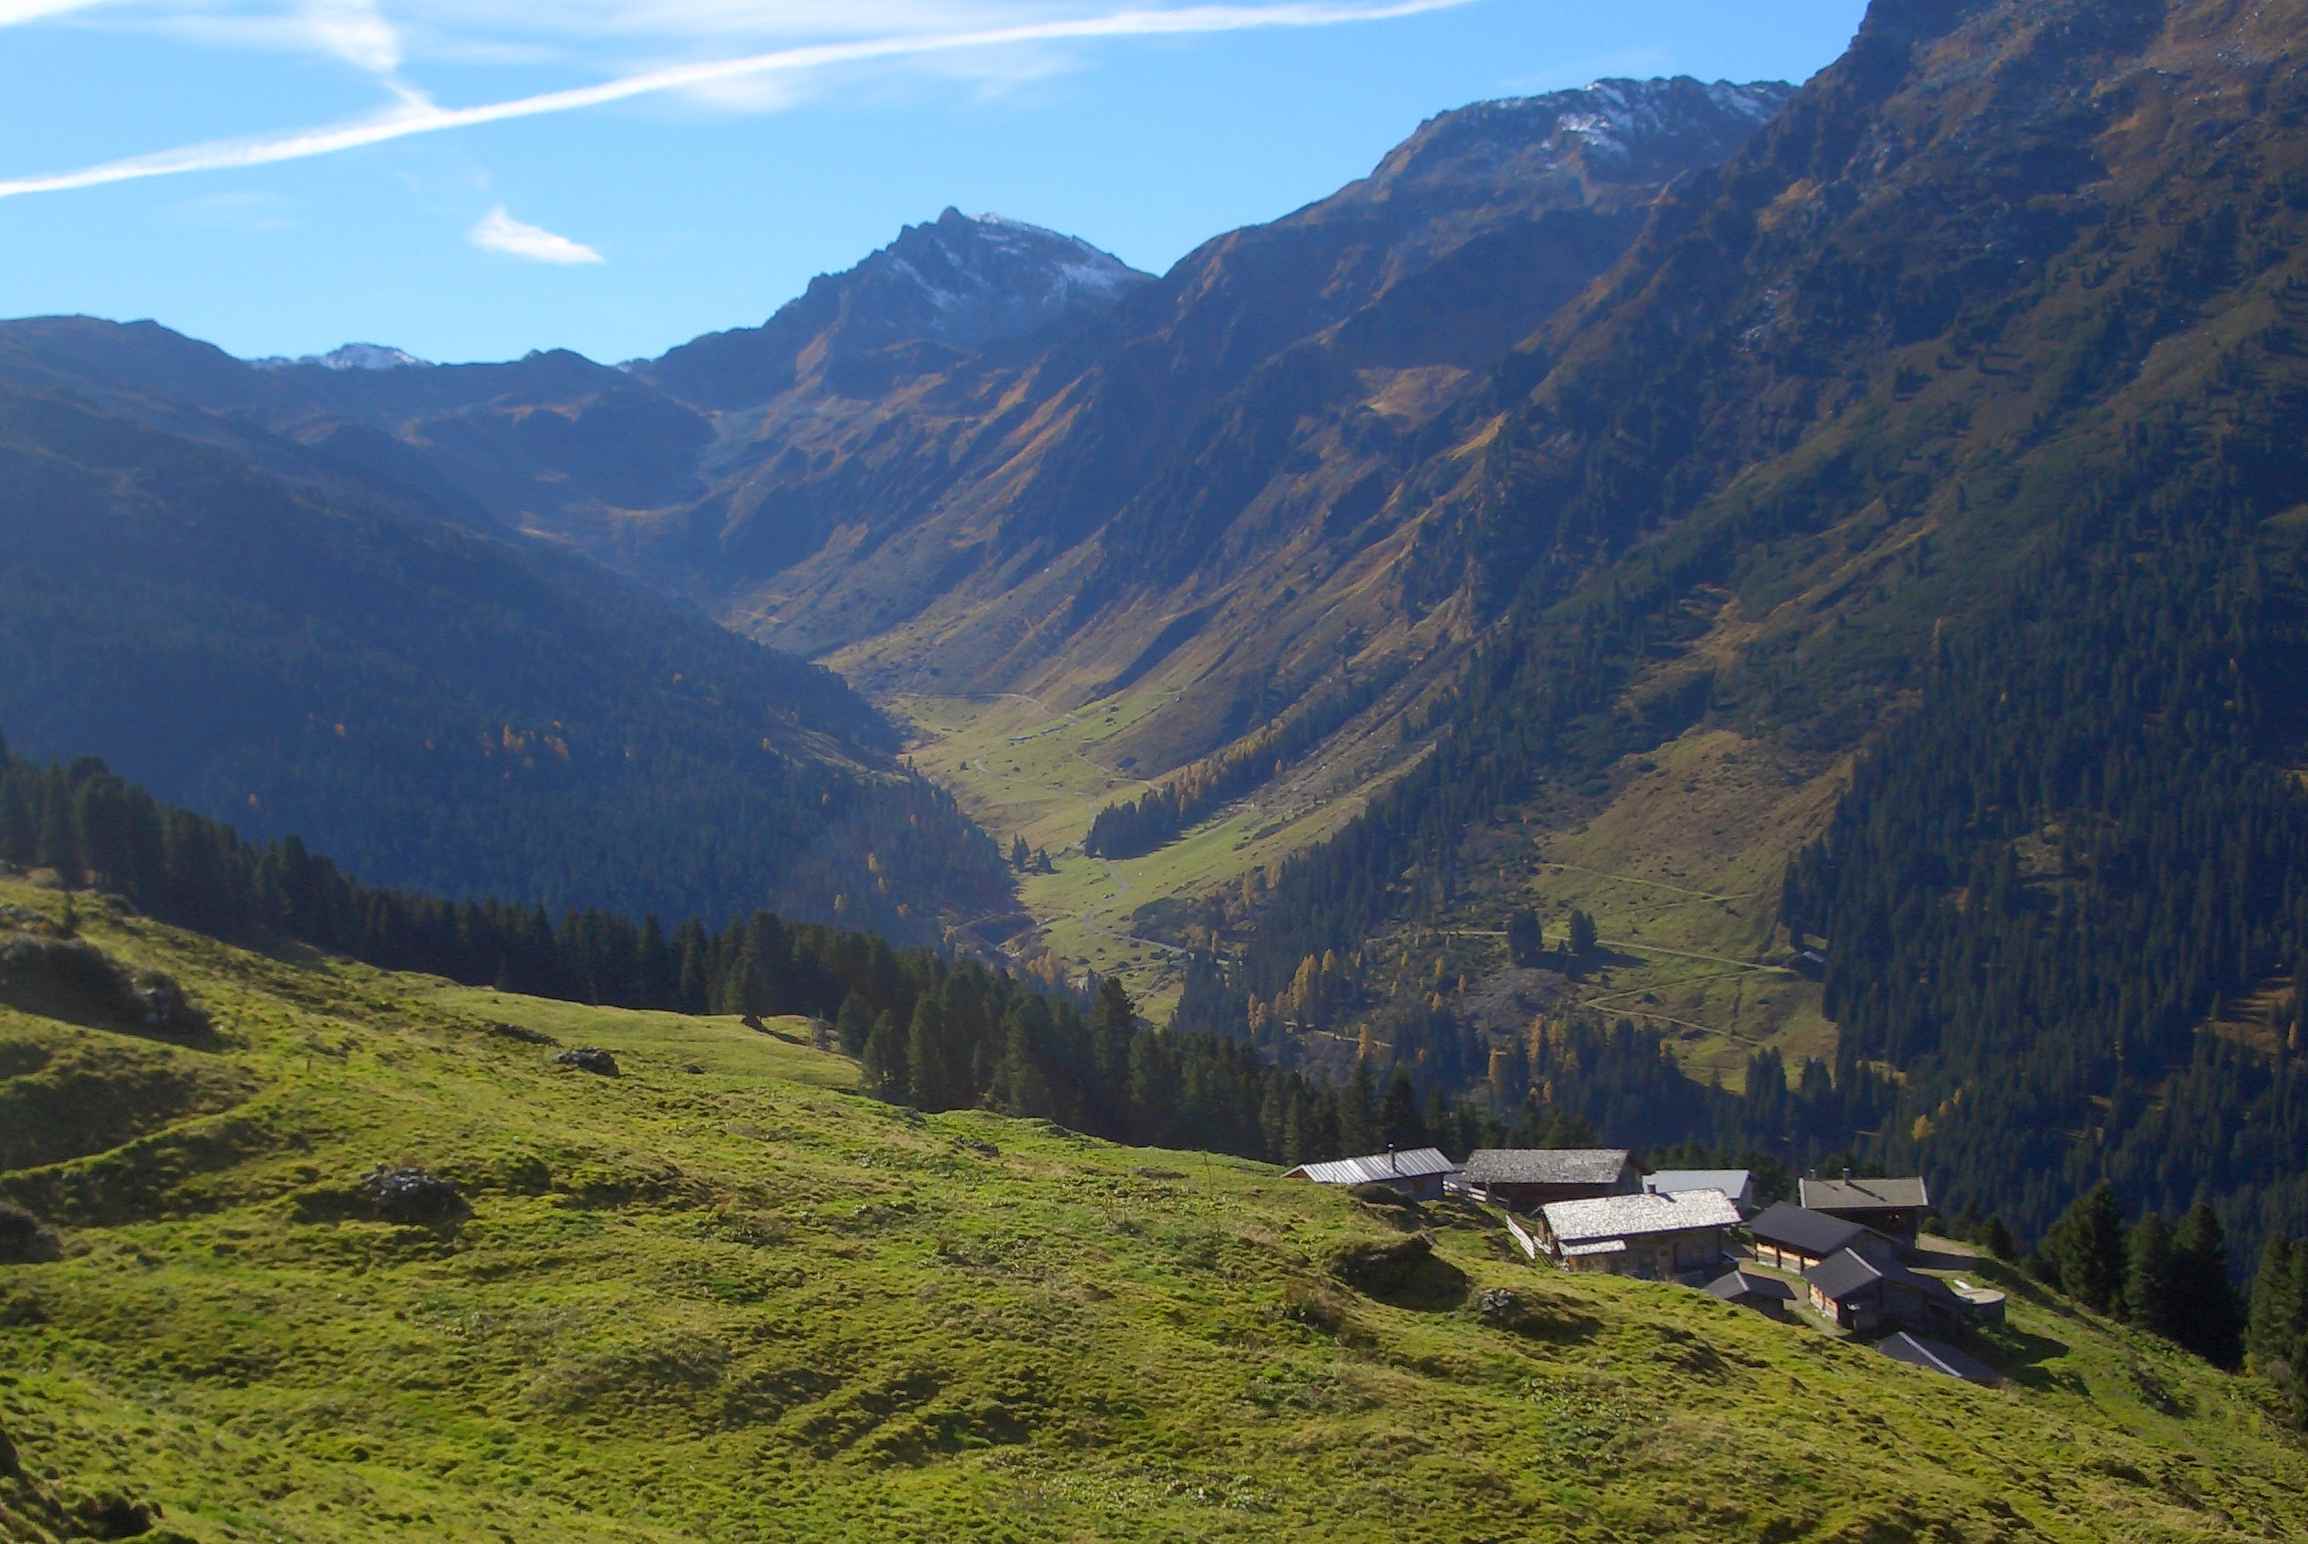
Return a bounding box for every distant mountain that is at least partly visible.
[659,78,1798,743]
[251,342,432,372]
[0,73,1799,942]
[647,208,1152,408]
[0,379,1010,939]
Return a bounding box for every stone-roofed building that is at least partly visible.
[1803,1246,1964,1336]
[1537,1190,1741,1280]
[1283,1147,1457,1201]
[1799,1175,1932,1248]
[1703,1267,1796,1317]
[1462,1148,1638,1212]
[1747,1202,1897,1274]
[1644,1169,1757,1216]
[1876,1331,2000,1386]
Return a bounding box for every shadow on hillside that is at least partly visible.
[1330,1234,1471,1312]
[1983,1325,2082,1395]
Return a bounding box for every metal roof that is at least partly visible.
[1284,1147,1458,1186]
[1705,1268,1796,1303]
[1464,1148,1631,1186]
[1876,1332,1998,1386]
[1644,1170,1753,1199]
[1542,1189,1743,1245]
[1749,1202,1873,1257]
[1800,1176,1931,1213]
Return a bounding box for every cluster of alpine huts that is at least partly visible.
[1283,1148,2003,1386]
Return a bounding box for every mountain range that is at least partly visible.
[6,0,2308,1272]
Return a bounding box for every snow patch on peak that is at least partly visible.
[251,342,431,372]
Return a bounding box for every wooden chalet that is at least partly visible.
[1283,1147,1458,1202]
[1538,1190,1742,1280]
[1747,1202,1896,1274]
[1799,1175,1932,1249]
[1463,1148,1638,1212]
[1803,1247,1965,1336]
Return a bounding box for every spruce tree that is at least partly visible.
[835,993,876,1058]
[993,1008,1053,1119]
[2174,1202,2244,1368]
[861,1011,908,1101]
[1506,907,1543,968]
[1568,910,1600,961]
[37,786,77,885]
[1380,1065,1422,1150]
[2053,1183,2126,1314]
[1342,1057,1378,1156]
[2246,1235,2298,1376]
[905,995,951,1111]
[2125,1211,2181,1341]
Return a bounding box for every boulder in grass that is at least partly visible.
[554,1047,620,1077]
[359,1166,466,1224]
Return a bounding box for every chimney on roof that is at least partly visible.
[1842,1167,1853,1183]
[1389,1145,1399,1173]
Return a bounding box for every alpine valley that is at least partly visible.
[9,0,2308,1537]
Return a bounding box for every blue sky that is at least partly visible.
[0,1,1869,364]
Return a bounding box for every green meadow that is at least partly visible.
[4,879,2306,1541]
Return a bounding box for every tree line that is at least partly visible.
[1082,667,1400,861]
[0,735,1669,1175]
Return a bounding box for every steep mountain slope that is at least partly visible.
[1207,0,2308,1257]
[702,81,1792,715]
[0,81,1799,1001]
[648,208,1150,409]
[5,878,2305,1541]
[0,385,1008,940]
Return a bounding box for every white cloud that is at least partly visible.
[301,0,401,75]
[469,204,605,264]
[0,0,115,23]
[0,1,1478,200]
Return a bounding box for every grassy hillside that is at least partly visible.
[895,690,1412,1017]
[4,880,2307,1541]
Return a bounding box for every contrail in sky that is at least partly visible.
[0,0,1476,201]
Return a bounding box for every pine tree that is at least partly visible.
[37,785,78,885]
[1568,910,1600,964]
[2053,1183,2126,1315]
[2246,1235,2298,1376]
[0,777,32,868]
[2174,1202,2245,1368]
[861,1011,908,1101]
[2125,1211,2181,1340]
[1380,1065,1422,1151]
[1983,1216,2017,1261]
[1506,907,1543,968]
[835,993,876,1058]
[1342,1057,1378,1156]
[1010,835,1031,871]
[906,995,952,1111]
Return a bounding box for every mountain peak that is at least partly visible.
[648,210,1151,407]
[252,342,431,373]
